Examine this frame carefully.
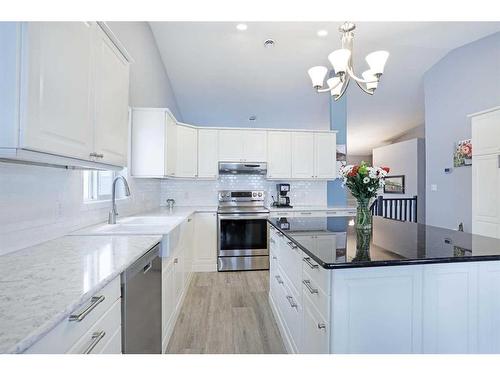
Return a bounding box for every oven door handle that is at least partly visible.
[218,214,269,220]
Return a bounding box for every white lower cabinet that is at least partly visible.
[26,276,122,354]
[193,212,218,272]
[302,294,329,354]
[161,216,195,353]
[269,224,500,354]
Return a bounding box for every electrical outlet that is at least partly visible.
[431,184,438,192]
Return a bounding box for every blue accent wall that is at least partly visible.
[327,95,347,207]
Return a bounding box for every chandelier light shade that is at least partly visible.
[365,51,390,75]
[308,22,389,100]
[307,66,328,88]
[362,70,378,90]
[328,49,351,75]
[327,77,343,96]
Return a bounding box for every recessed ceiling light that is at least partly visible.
[317,29,328,37]
[264,39,275,48]
[236,23,248,31]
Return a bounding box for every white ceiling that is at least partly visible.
[150,22,500,155]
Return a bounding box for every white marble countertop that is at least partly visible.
[0,235,161,354]
[267,205,356,212]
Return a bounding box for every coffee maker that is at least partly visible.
[273,183,293,208]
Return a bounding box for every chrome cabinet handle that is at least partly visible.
[317,323,326,330]
[269,238,276,244]
[303,257,319,269]
[89,152,98,157]
[83,331,106,354]
[275,275,284,284]
[272,256,277,260]
[276,232,284,237]
[174,258,179,264]
[286,295,297,308]
[300,212,312,215]
[96,153,104,158]
[69,295,105,322]
[303,279,318,294]
[287,241,298,249]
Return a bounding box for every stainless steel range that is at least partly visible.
[217,190,270,271]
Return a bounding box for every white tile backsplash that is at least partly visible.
[160,176,327,207]
[0,162,161,255]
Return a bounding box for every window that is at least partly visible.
[83,170,126,202]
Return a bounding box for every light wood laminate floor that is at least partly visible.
[166,271,286,354]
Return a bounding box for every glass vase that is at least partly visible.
[352,229,372,262]
[356,198,372,231]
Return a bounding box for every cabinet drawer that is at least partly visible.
[67,298,122,354]
[26,276,121,353]
[278,276,302,352]
[279,239,302,296]
[296,211,326,218]
[303,256,331,295]
[302,277,329,319]
[302,294,329,354]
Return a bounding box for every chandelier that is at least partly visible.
[307,22,389,101]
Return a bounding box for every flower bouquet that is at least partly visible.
[339,162,390,230]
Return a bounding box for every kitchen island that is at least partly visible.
[268,215,500,354]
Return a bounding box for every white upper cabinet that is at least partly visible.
[93,25,130,167]
[314,132,337,179]
[218,129,267,162]
[218,130,242,161]
[165,112,177,177]
[1,22,131,168]
[267,131,292,179]
[131,108,337,181]
[175,125,198,178]
[20,22,94,160]
[292,132,315,179]
[197,129,218,179]
[243,130,267,162]
[471,109,500,156]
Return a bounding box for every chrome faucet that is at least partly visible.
[108,175,131,224]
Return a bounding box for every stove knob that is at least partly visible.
[253,192,257,197]
[258,192,263,197]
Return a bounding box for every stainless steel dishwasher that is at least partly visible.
[121,243,162,354]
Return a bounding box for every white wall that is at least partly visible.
[372,138,426,222]
[0,22,179,255]
[160,177,327,207]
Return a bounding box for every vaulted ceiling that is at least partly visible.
[150,22,500,155]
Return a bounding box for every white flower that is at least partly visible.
[368,167,377,179]
[368,187,374,192]
[363,177,370,184]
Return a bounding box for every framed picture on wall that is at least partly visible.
[383,175,405,194]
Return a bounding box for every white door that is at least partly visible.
[291,132,315,179]
[267,131,292,179]
[314,133,337,179]
[218,129,243,161]
[165,112,177,177]
[472,154,500,238]
[193,212,218,272]
[175,125,198,177]
[242,130,267,162]
[471,109,500,156]
[20,22,94,160]
[197,129,218,178]
[93,24,130,166]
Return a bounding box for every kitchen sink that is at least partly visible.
[71,216,186,236]
[118,216,184,225]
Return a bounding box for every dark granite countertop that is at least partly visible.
[268,216,500,269]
